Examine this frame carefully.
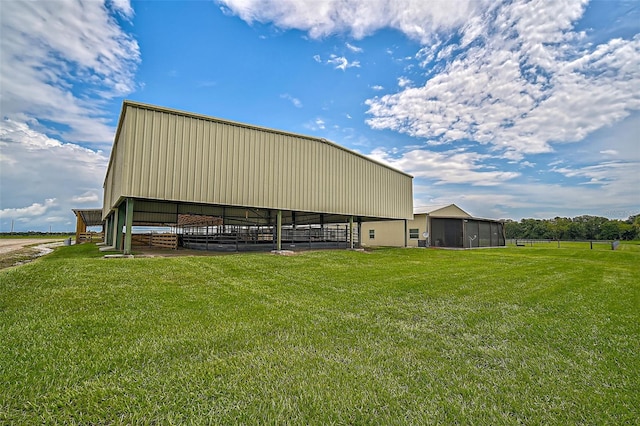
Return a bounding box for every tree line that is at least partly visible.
[504,214,640,241]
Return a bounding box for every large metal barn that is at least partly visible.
[102,101,414,253]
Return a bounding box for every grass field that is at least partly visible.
[1,244,638,424]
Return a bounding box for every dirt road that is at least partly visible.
[0,238,65,255]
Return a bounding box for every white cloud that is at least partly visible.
[109,0,135,19]
[368,147,520,186]
[0,198,57,219]
[0,1,137,231]
[0,0,140,146]
[371,85,384,91]
[0,119,108,231]
[315,118,326,130]
[72,191,101,204]
[346,42,363,53]
[313,54,321,63]
[218,0,483,43]
[327,55,360,71]
[365,0,640,160]
[280,93,303,108]
[397,77,412,88]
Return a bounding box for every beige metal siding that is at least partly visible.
[406,215,428,247]
[361,221,405,247]
[102,118,127,219]
[107,103,412,219]
[361,215,427,247]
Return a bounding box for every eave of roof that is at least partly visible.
[72,209,104,226]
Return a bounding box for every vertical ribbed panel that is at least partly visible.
[105,103,413,220]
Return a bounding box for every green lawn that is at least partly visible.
[1,244,638,424]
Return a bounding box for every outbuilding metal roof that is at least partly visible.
[72,209,104,226]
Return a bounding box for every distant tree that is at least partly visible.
[567,220,585,240]
[618,222,635,240]
[599,220,622,240]
[549,217,571,240]
[503,219,521,239]
[572,215,608,239]
[631,215,640,240]
[503,213,640,240]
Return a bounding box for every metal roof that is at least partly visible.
[72,209,104,226]
[413,204,472,217]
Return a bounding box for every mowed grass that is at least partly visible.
[1,244,638,424]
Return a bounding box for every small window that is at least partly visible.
[369,229,375,239]
[409,228,420,239]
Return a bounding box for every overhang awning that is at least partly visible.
[72,209,104,227]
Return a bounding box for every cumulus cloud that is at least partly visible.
[217,0,482,43]
[220,0,639,161]
[365,0,640,160]
[408,114,640,219]
[0,198,57,219]
[397,77,412,88]
[327,55,360,71]
[346,42,363,53]
[0,0,140,145]
[368,147,520,186]
[0,119,108,231]
[280,93,303,108]
[72,191,101,204]
[0,1,138,231]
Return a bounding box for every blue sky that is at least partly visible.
[1,0,639,232]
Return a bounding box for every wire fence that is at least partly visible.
[508,239,620,250]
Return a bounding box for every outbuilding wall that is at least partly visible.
[361,206,505,249]
[361,216,428,248]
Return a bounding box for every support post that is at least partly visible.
[106,214,114,246]
[124,198,134,255]
[115,204,126,250]
[75,212,86,244]
[404,219,408,248]
[462,219,467,249]
[276,210,282,251]
[426,215,430,247]
[349,216,354,249]
[103,216,110,245]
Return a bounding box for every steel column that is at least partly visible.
[276,210,282,251]
[123,198,134,254]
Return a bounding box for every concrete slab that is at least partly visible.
[270,250,295,256]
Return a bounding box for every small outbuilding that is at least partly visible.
[102,101,414,253]
[72,208,104,243]
[361,204,506,249]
